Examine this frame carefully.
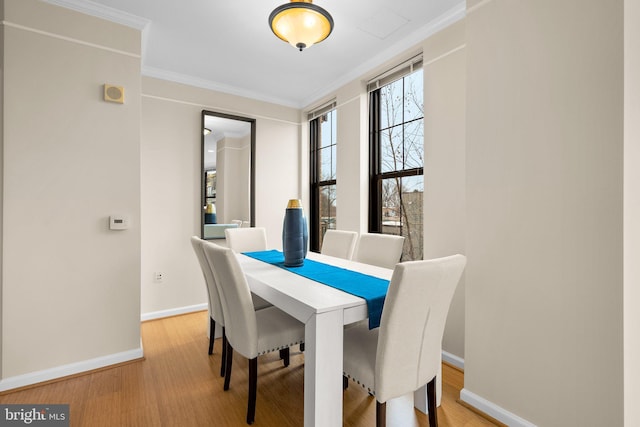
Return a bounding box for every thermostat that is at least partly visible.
[109,215,129,230]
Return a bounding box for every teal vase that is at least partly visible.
[204,213,217,224]
[282,199,308,267]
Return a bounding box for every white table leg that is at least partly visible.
[388,360,442,427]
[304,309,344,427]
[414,356,442,413]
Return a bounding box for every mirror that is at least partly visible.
[201,110,255,239]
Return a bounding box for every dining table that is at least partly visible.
[236,250,439,427]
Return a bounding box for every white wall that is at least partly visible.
[464,1,623,425]
[140,89,204,316]
[335,83,369,234]
[422,22,466,359]
[1,0,141,383]
[253,118,301,246]
[140,77,300,317]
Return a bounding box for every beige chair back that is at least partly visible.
[202,242,260,359]
[225,227,268,253]
[353,233,404,269]
[320,230,358,260]
[190,236,225,326]
[375,255,466,402]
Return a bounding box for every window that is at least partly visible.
[369,65,424,261]
[310,107,337,252]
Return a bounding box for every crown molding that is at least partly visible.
[467,0,494,15]
[300,0,466,108]
[142,66,301,109]
[42,0,150,30]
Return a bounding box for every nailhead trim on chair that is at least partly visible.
[343,372,375,395]
[257,341,304,356]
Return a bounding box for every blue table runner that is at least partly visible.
[243,250,389,329]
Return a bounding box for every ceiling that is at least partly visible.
[45,0,465,108]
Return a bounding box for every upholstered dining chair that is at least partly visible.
[203,242,305,425]
[225,227,269,253]
[342,254,466,427]
[353,233,405,269]
[224,227,271,311]
[191,236,272,378]
[190,236,229,377]
[320,230,358,260]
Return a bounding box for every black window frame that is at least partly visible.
[309,109,337,252]
[368,70,424,260]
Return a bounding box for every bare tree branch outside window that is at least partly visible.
[376,70,424,260]
[311,110,337,251]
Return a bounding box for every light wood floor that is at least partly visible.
[0,311,498,426]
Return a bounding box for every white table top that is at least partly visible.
[236,251,393,325]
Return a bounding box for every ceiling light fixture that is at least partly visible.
[269,0,334,51]
[203,128,211,136]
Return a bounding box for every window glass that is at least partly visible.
[404,71,424,122]
[310,109,337,252]
[370,68,424,261]
[319,146,333,181]
[320,114,333,148]
[404,119,424,170]
[320,184,336,236]
[398,175,424,261]
[380,79,403,130]
[380,127,403,173]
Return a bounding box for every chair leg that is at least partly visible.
[247,358,258,425]
[343,375,348,390]
[300,342,305,352]
[208,317,215,355]
[224,342,233,391]
[376,401,386,427]
[427,377,438,427]
[279,348,290,367]
[220,328,227,377]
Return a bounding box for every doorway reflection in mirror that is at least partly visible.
[202,111,255,239]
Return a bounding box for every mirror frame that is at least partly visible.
[201,110,256,239]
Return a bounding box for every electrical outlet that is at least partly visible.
[154,272,164,283]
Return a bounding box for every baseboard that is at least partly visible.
[460,388,537,427]
[0,346,143,393]
[141,303,207,321]
[441,350,464,370]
